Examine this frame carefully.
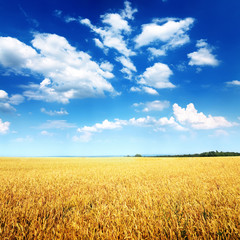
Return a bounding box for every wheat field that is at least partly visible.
[0,156,240,239]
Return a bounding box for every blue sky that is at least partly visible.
[0,0,240,156]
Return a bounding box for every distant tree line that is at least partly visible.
[127,151,240,158]
[155,151,240,157]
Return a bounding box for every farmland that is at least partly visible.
[0,157,240,239]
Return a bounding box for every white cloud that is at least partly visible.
[0,103,16,113]
[0,89,24,113]
[116,56,136,72]
[188,39,219,66]
[226,80,240,86]
[79,1,137,58]
[130,86,141,92]
[121,1,137,20]
[41,108,69,116]
[0,34,117,103]
[39,120,76,129]
[102,13,131,33]
[41,130,54,136]
[142,86,159,95]
[74,119,128,142]
[78,119,128,133]
[9,94,24,105]
[80,17,134,57]
[135,17,194,48]
[100,61,114,72]
[61,2,137,82]
[148,47,166,57]
[75,118,126,142]
[173,103,236,129]
[0,118,10,134]
[0,37,37,71]
[74,102,238,142]
[93,38,105,50]
[143,100,170,112]
[64,16,77,23]
[72,131,93,142]
[138,62,175,89]
[156,116,186,131]
[0,90,8,99]
[75,102,238,142]
[133,100,170,112]
[130,86,159,95]
[121,68,134,80]
[23,80,72,104]
[188,48,219,66]
[196,39,208,48]
[75,115,185,142]
[128,116,157,127]
[128,115,185,131]
[116,56,136,79]
[176,62,187,72]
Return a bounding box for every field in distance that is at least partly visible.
[0,156,240,239]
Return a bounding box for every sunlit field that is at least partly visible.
[0,157,240,239]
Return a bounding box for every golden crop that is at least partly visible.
[0,157,240,239]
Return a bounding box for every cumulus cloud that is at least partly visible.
[130,86,141,92]
[64,16,77,23]
[93,38,105,50]
[74,119,128,142]
[0,34,117,103]
[78,119,128,133]
[128,115,185,131]
[8,94,24,105]
[82,18,134,56]
[0,103,16,113]
[0,90,8,99]
[138,62,175,89]
[41,108,69,116]
[130,86,159,95]
[135,17,194,49]
[173,103,236,129]
[0,118,10,134]
[100,61,114,72]
[0,36,37,72]
[133,100,170,112]
[121,1,138,20]
[148,47,166,58]
[74,115,185,142]
[0,89,24,113]
[64,2,197,84]
[73,102,237,142]
[102,13,131,33]
[226,80,240,86]
[116,56,137,79]
[188,39,219,66]
[80,5,135,58]
[79,1,137,77]
[142,86,159,95]
[116,56,136,72]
